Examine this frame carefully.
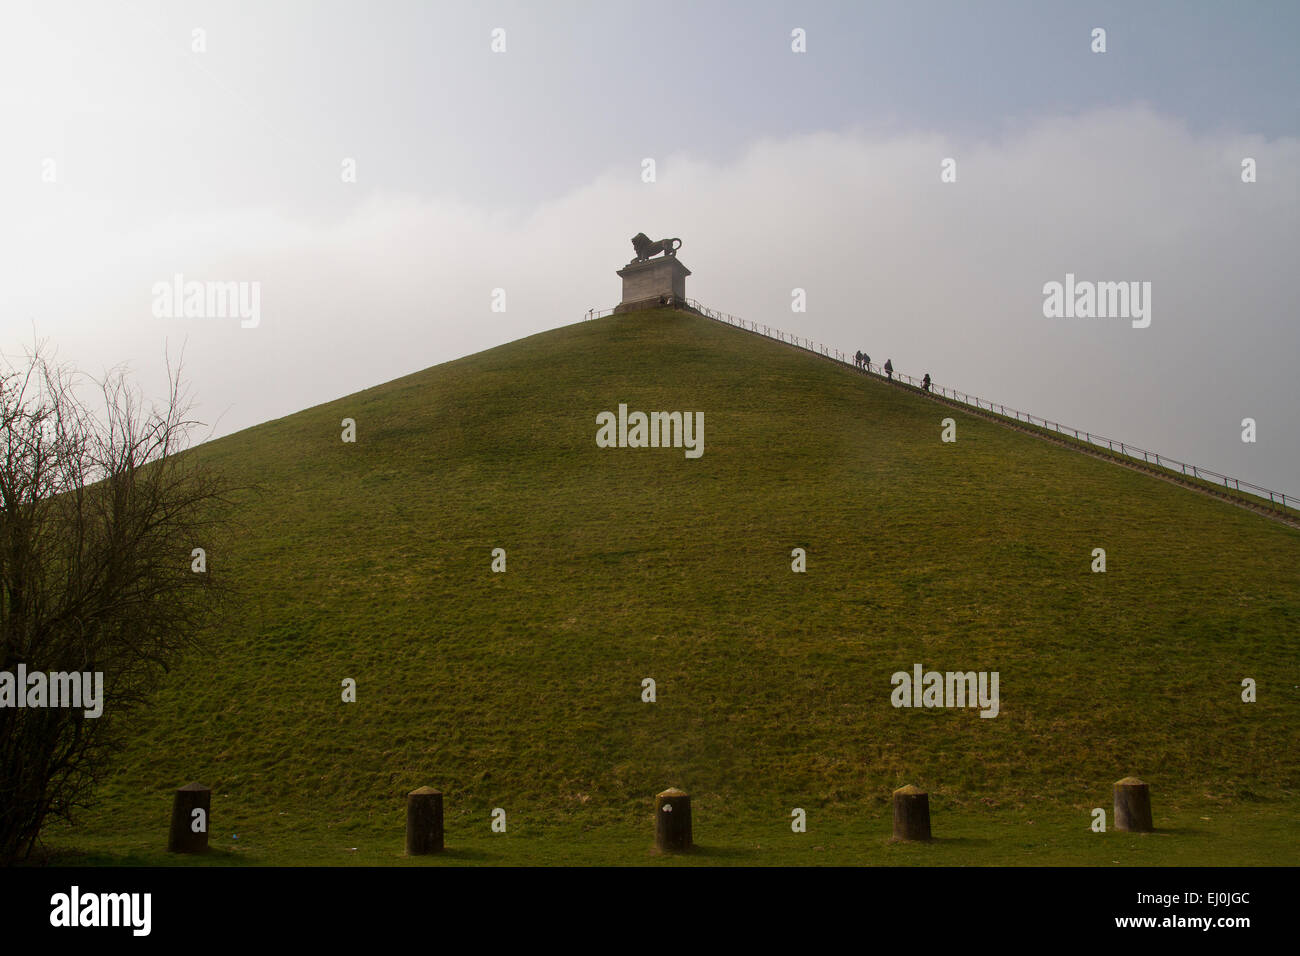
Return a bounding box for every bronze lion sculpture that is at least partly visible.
[630,233,682,262]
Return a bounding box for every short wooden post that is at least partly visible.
[406,786,444,855]
[891,784,932,842]
[1113,776,1153,832]
[167,781,211,853]
[655,788,693,852]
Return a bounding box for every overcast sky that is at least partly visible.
[2,1,1297,494]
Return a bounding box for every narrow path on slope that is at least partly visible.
[698,309,1300,531]
[884,373,1300,532]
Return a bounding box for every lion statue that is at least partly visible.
[630,233,682,262]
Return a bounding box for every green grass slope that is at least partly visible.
[46,309,1300,865]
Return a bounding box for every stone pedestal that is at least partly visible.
[615,257,691,313]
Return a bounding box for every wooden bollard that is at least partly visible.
[891,784,932,842]
[1114,776,1154,832]
[167,781,211,853]
[655,788,693,852]
[405,786,444,855]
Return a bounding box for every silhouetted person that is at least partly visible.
[884,359,893,380]
[922,372,931,392]
[863,353,870,371]
[854,350,862,368]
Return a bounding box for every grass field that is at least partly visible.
[39,308,1300,865]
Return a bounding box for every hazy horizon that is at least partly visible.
[3,0,1297,493]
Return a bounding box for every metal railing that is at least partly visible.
[583,299,1297,513]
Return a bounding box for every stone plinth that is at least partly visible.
[615,257,691,313]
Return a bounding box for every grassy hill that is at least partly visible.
[44,308,1300,865]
